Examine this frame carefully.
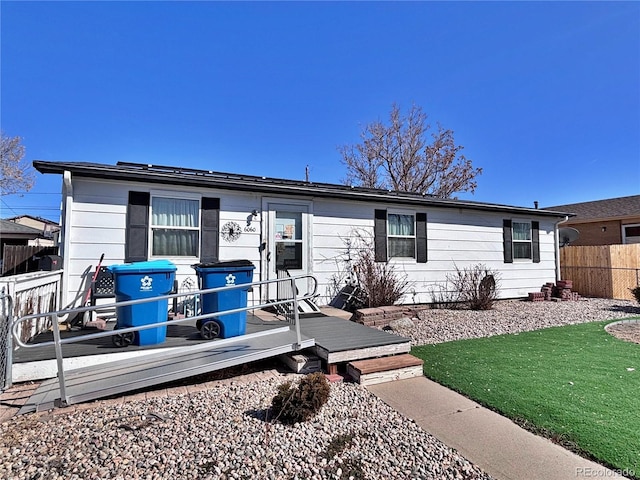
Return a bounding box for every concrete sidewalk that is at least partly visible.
[369,377,630,480]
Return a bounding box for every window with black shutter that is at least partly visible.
[374,209,427,263]
[125,191,220,262]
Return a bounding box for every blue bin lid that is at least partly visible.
[192,260,255,270]
[109,259,177,274]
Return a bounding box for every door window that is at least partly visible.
[275,211,303,269]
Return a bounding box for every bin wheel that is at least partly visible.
[200,321,221,340]
[112,331,135,347]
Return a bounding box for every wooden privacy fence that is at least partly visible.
[2,245,58,276]
[560,244,640,300]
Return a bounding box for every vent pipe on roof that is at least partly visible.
[534,201,539,209]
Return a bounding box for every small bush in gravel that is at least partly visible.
[448,263,500,310]
[428,283,461,309]
[631,286,640,304]
[270,372,330,424]
[429,263,501,310]
[353,247,411,308]
[327,230,411,310]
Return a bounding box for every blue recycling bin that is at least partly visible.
[193,260,255,339]
[109,260,176,346]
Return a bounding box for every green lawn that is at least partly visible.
[412,320,640,477]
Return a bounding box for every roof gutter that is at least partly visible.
[554,215,571,282]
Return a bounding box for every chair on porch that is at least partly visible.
[87,266,116,324]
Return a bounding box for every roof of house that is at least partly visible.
[0,219,44,237]
[33,160,571,218]
[544,195,640,222]
[5,214,60,227]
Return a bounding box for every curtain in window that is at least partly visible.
[152,198,199,227]
[389,238,415,257]
[388,214,414,236]
[513,243,532,259]
[151,198,199,256]
[388,214,415,257]
[152,229,198,256]
[512,222,532,259]
[512,222,531,241]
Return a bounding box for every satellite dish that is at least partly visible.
[559,227,580,247]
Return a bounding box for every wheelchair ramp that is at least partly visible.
[20,327,314,414]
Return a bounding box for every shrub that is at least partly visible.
[327,230,412,310]
[352,246,411,308]
[429,263,501,310]
[270,372,331,424]
[631,286,640,304]
[428,283,461,309]
[447,263,500,310]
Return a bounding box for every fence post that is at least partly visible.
[1,290,13,391]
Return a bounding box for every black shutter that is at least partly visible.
[532,221,540,263]
[416,212,428,263]
[125,191,150,263]
[200,197,220,263]
[374,209,387,262]
[503,219,513,264]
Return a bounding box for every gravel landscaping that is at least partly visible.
[1,297,637,480]
[0,377,492,480]
[389,298,640,346]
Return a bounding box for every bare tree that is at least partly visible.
[339,104,482,198]
[1,132,34,196]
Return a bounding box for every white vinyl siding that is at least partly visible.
[310,201,557,303]
[61,176,560,309]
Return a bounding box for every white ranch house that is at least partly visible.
[34,160,571,310]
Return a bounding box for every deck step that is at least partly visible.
[347,354,424,386]
[278,353,322,374]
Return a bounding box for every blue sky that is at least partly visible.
[2,1,639,222]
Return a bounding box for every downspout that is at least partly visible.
[60,170,74,309]
[554,215,570,282]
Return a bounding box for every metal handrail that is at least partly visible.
[11,274,318,406]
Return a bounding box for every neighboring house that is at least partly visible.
[0,219,48,274]
[34,160,571,309]
[0,219,44,247]
[545,195,640,246]
[5,215,60,246]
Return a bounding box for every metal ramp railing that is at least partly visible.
[20,327,314,414]
[11,274,317,412]
[274,268,322,321]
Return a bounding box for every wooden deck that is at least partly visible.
[14,310,411,380]
[299,315,411,366]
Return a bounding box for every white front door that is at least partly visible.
[264,201,312,301]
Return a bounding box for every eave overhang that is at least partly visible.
[33,160,573,219]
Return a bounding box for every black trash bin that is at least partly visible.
[192,260,255,339]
